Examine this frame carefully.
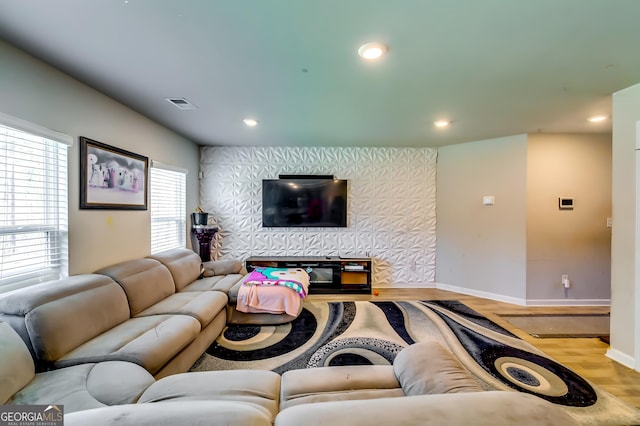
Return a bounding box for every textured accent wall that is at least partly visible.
[200,146,437,286]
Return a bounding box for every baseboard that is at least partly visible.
[525,299,611,307]
[376,282,611,307]
[606,348,636,370]
[435,282,527,306]
[372,282,437,289]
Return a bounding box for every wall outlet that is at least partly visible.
[562,274,570,288]
[482,196,495,205]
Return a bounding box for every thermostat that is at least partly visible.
[559,197,574,210]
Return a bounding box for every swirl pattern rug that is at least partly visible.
[191,300,640,425]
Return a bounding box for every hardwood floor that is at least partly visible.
[306,287,640,409]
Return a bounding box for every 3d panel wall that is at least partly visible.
[200,146,437,286]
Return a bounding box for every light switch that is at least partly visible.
[483,196,495,206]
[607,218,613,228]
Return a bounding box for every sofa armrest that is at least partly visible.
[201,260,244,277]
[138,370,281,419]
[0,321,35,404]
[274,392,580,426]
[65,401,273,426]
[280,365,402,410]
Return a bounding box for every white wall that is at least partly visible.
[609,82,640,369]
[0,40,200,274]
[200,146,437,287]
[526,134,611,303]
[436,135,528,303]
[437,133,612,306]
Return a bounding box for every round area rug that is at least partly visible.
[197,301,406,373]
[190,300,640,426]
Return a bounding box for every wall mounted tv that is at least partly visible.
[262,177,348,227]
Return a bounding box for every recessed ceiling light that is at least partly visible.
[358,42,387,60]
[588,115,608,123]
[434,120,450,128]
[243,118,258,127]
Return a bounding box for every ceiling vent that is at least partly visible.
[166,97,198,110]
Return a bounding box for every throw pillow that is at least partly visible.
[393,341,482,395]
[201,260,243,277]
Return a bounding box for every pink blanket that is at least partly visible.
[236,284,303,316]
[241,268,308,298]
[236,268,310,316]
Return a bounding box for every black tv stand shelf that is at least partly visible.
[245,256,372,295]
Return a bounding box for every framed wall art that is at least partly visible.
[80,136,148,210]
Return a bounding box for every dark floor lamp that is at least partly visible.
[191,212,217,262]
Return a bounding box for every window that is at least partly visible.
[0,112,72,293]
[150,161,187,253]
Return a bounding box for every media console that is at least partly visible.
[245,256,372,295]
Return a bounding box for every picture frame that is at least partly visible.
[80,136,148,210]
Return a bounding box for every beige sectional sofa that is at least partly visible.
[1,318,281,424]
[0,249,234,379]
[95,255,229,378]
[0,248,580,425]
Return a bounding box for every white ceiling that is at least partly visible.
[0,0,639,148]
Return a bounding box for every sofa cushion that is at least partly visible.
[65,401,273,426]
[280,365,403,410]
[54,314,200,374]
[1,275,131,364]
[135,291,228,328]
[139,370,281,419]
[96,258,176,316]
[147,248,201,291]
[274,391,580,426]
[0,321,35,404]
[393,341,482,395]
[11,361,154,413]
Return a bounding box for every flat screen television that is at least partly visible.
[262,178,347,227]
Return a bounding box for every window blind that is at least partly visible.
[0,116,71,292]
[150,162,186,253]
